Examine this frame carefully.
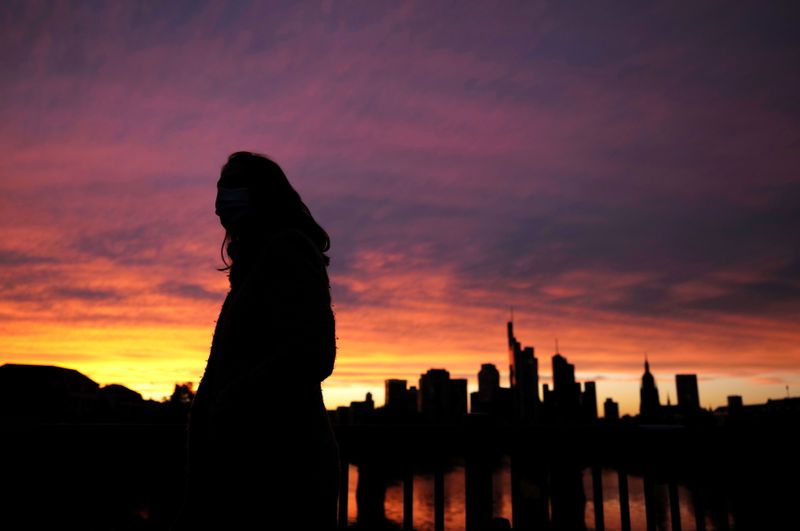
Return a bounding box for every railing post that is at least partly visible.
[509,427,548,530]
[465,419,494,531]
[716,501,730,531]
[592,465,605,531]
[617,468,631,531]
[643,473,656,531]
[669,479,682,531]
[434,463,445,531]
[338,452,349,530]
[694,489,706,531]
[403,462,413,531]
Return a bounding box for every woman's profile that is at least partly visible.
[172,151,340,530]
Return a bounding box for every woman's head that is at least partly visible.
[216,151,330,276]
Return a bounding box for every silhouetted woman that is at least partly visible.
[172,152,340,530]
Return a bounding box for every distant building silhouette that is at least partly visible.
[639,357,661,422]
[0,363,158,423]
[750,396,800,415]
[727,395,743,413]
[542,383,552,413]
[341,392,375,424]
[382,379,418,422]
[419,369,467,424]
[470,363,512,421]
[603,398,620,420]
[549,351,581,422]
[102,383,144,405]
[714,396,800,428]
[675,374,700,413]
[0,363,100,421]
[408,385,418,414]
[419,369,449,422]
[385,379,407,410]
[581,381,598,421]
[478,363,500,402]
[507,321,539,423]
[449,378,468,419]
[98,384,153,421]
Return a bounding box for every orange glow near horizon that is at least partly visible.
[3,281,799,417]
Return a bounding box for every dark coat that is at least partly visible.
[173,227,340,530]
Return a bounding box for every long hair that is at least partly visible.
[216,151,331,284]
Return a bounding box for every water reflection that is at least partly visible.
[347,457,732,530]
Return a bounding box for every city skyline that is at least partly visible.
[7,318,782,419]
[342,320,756,419]
[2,2,798,416]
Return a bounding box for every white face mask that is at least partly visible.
[215,187,253,229]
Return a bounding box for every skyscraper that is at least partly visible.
[477,363,500,402]
[507,321,539,422]
[385,379,409,414]
[419,369,450,423]
[407,385,419,414]
[551,351,581,421]
[449,378,468,419]
[639,357,661,421]
[676,374,700,412]
[471,363,512,420]
[385,379,406,406]
[581,381,598,421]
[419,369,466,423]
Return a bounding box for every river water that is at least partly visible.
[345,455,733,530]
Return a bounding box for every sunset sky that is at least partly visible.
[1,1,798,416]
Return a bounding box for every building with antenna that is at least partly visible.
[507,320,540,423]
[551,351,581,420]
[639,356,661,422]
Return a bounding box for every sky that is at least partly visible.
[1,1,798,416]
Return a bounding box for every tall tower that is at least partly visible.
[477,363,500,402]
[385,379,408,414]
[639,357,661,421]
[581,381,598,421]
[675,374,700,412]
[507,320,540,422]
[552,351,581,421]
[507,321,519,387]
[419,369,450,423]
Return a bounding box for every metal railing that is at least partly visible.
[332,420,738,531]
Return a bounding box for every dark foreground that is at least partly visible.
[1,419,797,530]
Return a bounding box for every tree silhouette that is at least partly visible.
[169,383,195,405]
